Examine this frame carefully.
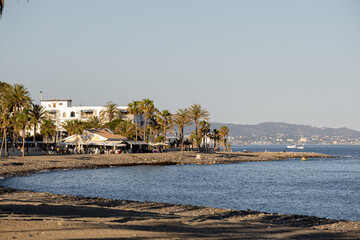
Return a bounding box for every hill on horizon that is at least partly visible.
[185,122,360,138]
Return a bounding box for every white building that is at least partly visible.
[40,99,136,131]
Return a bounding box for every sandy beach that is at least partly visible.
[1,151,359,239]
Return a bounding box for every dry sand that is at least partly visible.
[1,151,359,239]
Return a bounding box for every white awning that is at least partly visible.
[126,141,147,145]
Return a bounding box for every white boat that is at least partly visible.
[297,145,304,149]
[287,144,297,149]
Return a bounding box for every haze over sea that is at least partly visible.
[1,145,359,221]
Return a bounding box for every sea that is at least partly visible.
[1,145,359,221]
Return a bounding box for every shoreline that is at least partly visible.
[1,151,359,239]
[0,151,333,178]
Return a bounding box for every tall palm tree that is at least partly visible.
[1,84,32,112]
[189,104,210,148]
[199,120,210,149]
[173,108,192,152]
[100,101,120,123]
[40,119,56,155]
[127,101,140,140]
[1,84,32,154]
[0,107,11,158]
[156,110,173,143]
[210,129,220,151]
[219,126,230,152]
[148,118,161,143]
[139,99,157,142]
[14,108,31,157]
[29,104,46,144]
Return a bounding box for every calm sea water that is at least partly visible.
[1,145,359,221]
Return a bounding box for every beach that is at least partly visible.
[1,152,359,239]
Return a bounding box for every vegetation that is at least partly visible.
[0,81,232,155]
[189,104,210,148]
[100,101,120,122]
[40,119,56,155]
[29,104,46,144]
[173,108,192,152]
[85,116,104,129]
[219,126,230,152]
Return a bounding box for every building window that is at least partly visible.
[53,103,56,107]
[63,112,66,117]
[70,111,75,117]
[59,103,63,106]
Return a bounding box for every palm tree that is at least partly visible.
[173,108,192,152]
[219,126,230,152]
[210,129,220,151]
[199,120,210,149]
[156,110,173,142]
[14,108,31,157]
[0,81,10,93]
[127,101,140,140]
[86,116,104,129]
[40,119,56,155]
[139,99,157,142]
[29,104,46,144]
[0,107,11,158]
[73,120,86,152]
[189,104,210,148]
[1,84,32,112]
[73,119,86,136]
[0,0,4,16]
[115,120,136,140]
[61,119,85,152]
[148,118,161,143]
[61,119,75,136]
[100,101,120,123]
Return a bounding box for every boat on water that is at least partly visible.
[287,144,297,149]
[297,145,304,149]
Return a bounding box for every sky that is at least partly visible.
[1,0,359,130]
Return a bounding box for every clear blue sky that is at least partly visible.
[1,0,359,130]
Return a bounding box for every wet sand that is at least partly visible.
[1,151,359,239]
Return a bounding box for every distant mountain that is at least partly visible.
[184,122,360,145]
[206,122,360,138]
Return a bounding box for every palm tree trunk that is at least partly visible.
[33,124,36,144]
[143,116,147,142]
[134,114,138,141]
[0,129,5,158]
[180,127,184,153]
[46,136,49,155]
[195,123,198,148]
[4,128,8,157]
[22,129,25,157]
[163,123,166,143]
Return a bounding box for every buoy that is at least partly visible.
[301,157,307,161]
